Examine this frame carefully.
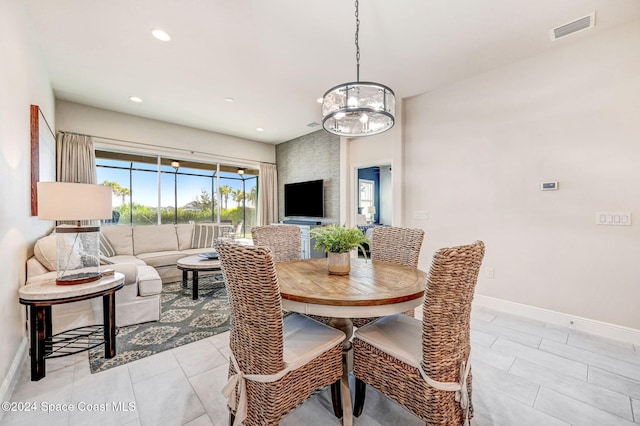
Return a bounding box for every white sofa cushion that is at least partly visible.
[354,313,422,368]
[134,224,179,254]
[33,234,58,271]
[107,255,147,265]
[137,265,163,296]
[136,251,185,268]
[101,226,134,255]
[33,234,82,272]
[176,224,195,251]
[107,263,138,286]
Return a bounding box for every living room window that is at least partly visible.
[96,150,257,236]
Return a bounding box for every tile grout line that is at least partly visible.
[126,363,145,426]
[179,347,217,426]
[123,363,142,426]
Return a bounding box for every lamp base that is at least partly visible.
[56,272,102,286]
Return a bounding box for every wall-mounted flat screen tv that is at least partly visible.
[284,179,324,217]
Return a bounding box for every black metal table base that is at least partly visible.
[181,270,224,300]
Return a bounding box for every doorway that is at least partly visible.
[357,165,392,225]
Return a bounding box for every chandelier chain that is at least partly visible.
[355,0,360,81]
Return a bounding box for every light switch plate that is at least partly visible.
[414,211,429,220]
[596,212,631,226]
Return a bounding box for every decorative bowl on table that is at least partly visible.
[198,252,219,260]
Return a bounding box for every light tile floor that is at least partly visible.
[2,307,640,425]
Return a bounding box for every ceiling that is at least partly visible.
[22,0,640,144]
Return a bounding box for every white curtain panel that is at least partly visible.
[55,132,98,225]
[56,132,97,184]
[258,163,278,226]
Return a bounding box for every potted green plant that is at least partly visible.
[310,224,369,275]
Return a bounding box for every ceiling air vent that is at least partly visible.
[551,12,595,40]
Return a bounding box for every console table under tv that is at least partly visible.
[281,220,326,259]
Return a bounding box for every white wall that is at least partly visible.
[56,101,275,166]
[0,0,55,400]
[403,21,640,330]
[379,165,392,225]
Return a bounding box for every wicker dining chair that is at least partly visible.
[251,225,301,262]
[351,226,425,328]
[352,240,485,426]
[215,241,344,426]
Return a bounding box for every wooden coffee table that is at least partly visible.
[177,254,224,300]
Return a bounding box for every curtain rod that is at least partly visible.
[61,131,276,166]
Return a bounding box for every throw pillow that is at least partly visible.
[191,224,217,248]
[99,232,117,257]
[33,234,83,272]
[33,235,58,271]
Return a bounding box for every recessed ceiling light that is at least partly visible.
[225,97,235,103]
[256,128,264,132]
[151,29,171,42]
[129,96,143,103]
[316,98,323,103]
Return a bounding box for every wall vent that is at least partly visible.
[306,121,321,128]
[551,12,595,40]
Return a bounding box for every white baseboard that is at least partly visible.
[473,295,640,346]
[0,337,27,421]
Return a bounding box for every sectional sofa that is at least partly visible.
[26,223,223,333]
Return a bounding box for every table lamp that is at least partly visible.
[367,205,376,223]
[37,182,112,285]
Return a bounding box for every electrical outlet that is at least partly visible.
[486,267,495,279]
[414,211,429,220]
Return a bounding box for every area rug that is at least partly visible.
[88,276,231,373]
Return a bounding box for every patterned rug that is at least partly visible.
[88,276,231,373]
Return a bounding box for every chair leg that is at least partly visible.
[330,378,343,418]
[353,378,366,417]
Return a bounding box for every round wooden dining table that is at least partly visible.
[276,257,427,426]
[277,256,426,317]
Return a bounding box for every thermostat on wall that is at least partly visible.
[540,181,558,191]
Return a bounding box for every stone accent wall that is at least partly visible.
[275,130,340,223]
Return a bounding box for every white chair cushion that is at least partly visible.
[354,313,422,368]
[283,313,345,369]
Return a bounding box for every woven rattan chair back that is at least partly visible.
[352,240,485,425]
[422,240,485,384]
[251,225,301,263]
[349,226,425,328]
[216,241,284,376]
[370,226,425,267]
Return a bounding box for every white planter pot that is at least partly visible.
[327,252,350,275]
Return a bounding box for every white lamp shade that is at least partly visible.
[37,182,112,221]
